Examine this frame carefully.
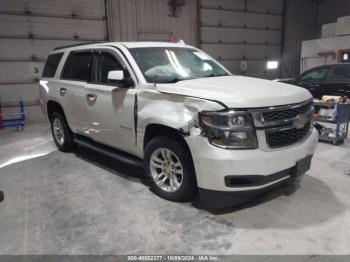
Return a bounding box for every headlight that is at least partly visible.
[199,110,258,149]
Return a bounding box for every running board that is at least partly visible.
[74,136,143,168]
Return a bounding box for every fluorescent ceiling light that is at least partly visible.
[267,60,279,70]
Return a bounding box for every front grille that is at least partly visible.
[266,121,311,148]
[263,101,313,122]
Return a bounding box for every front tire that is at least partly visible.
[50,111,75,152]
[144,135,196,202]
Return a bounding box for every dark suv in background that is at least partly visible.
[278,64,350,99]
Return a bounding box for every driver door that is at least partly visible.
[84,48,137,155]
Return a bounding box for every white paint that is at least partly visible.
[186,129,318,191]
[156,75,311,108]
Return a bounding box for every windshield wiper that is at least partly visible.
[160,77,195,83]
[158,74,226,83]
[162,77,182,83]
[203,73,227,78]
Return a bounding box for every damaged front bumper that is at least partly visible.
[185,128,318,208]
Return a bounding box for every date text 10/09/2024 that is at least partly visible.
[127,255,221,261]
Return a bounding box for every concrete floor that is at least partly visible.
[0,122,350,255]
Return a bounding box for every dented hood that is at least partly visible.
[156,76,312,108]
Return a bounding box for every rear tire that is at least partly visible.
[144,135,196,202]
[50,111,75,152]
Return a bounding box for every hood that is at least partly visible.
[156,76,311,108]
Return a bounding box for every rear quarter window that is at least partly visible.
[329,66,350,81]
[42,53,64,78]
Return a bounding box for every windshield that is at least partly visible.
[129,47,230,83]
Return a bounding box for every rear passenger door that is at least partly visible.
[84,48,137,154]
[323,65,350,98]
[59,50,93,134]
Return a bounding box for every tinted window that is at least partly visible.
[61,51,93,81]
[42,53,63,77]
[94,52,124,84]
[329,66,350,81]
[299,67,329,82]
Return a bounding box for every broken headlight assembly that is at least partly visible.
[199,110,258,149]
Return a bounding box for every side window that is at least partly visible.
[328,66,350,81]
[61,51,93,81]
[42,53,63,78]
[94,52,124,84]
[299,67,329,82]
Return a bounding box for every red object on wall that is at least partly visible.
[0,99,3,128]
[169,35,177,43]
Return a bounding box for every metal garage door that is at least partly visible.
[105,0,198,46]
[199,0,283,80]
[0,0,107,121]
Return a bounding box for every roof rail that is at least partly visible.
[54,41,106,51]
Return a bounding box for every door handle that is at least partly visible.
[86,94,97,103]
[310,84,320,87]
[60,88,67,96]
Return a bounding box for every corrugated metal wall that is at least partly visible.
[106,0,198,46]
[318,0,350,35]
[0,0,333,122]
[281,0,319,78]
[0,0,107,121]
[199,0,284,79]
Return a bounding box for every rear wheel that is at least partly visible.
[50,111,75,152]
[144,136,196,201]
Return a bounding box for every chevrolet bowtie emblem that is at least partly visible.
[293,116,308,129]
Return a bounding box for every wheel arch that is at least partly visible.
[143,124,196,173]
[144,124,189,150]
[47,100,65,121]
[143,123,198,189]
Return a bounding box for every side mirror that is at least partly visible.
[107,70,124,81]
[107,70,134,87]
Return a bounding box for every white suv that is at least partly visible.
[39,42,318,207]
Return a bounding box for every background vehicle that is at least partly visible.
[277,64,350,99]
[39,42,318,208]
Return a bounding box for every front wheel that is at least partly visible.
[144,136,196,202]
